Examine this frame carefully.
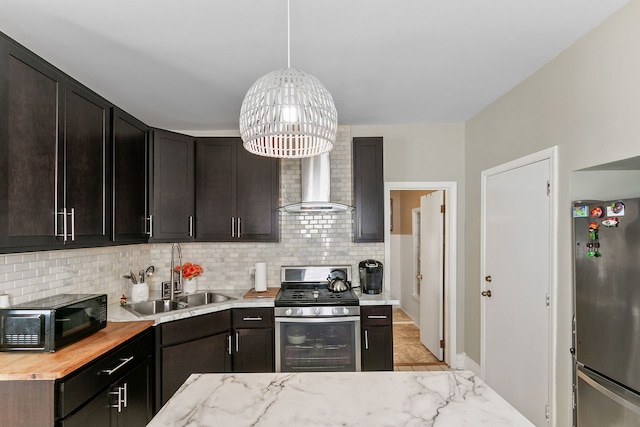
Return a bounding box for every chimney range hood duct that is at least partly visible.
[279,153,353,214]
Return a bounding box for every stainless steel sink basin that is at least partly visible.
[124,299,188,316]
[123,292,235,317]
[175,292,235,307]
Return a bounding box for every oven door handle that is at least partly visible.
[275,316,361,324]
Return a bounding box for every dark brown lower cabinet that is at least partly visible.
[156,310,231,407]
[361,305,394,371]
[232,308,274,373]
[58,329,154,427]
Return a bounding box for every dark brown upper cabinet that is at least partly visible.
[112,108,149,243]
[62,81,112,246]
[353,137,384,243]
[195,137,279,242]
[0,35,112,251]
[149,129,195,242]
[0,37,64,251]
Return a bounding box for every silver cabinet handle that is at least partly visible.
[189,215,194,237]
[102,356,134,376]
[146,215,153,237]
[110,387,124,412]
[56,208,67,241]
[358,217,362,238]
[69,208,75,241]
[367,315,388,319]
[122,382,128,409]
[364,329,369,350]
[227,335,232,355]
[235,332,239,352]
[237,217,241,238]
[231,217,236,238]
[242,317,263,321]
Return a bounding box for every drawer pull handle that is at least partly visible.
[242,316,263,321]
[102,356,134,376]
[367,315,388,319]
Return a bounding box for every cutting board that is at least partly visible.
[243,287,280,299]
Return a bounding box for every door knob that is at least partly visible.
[481,290,492,297]
[416,274,423,280]
[485,275,492,282]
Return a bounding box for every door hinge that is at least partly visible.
[440,204,445,213]
[439,339,445,349]
[545,404,550,421]
[546,293,550,308]
[546,180,551,196]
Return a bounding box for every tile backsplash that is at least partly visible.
[0,126,384,306]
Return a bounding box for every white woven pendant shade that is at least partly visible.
[239,67,337,158]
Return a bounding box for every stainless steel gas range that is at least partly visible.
[274,265,361,372]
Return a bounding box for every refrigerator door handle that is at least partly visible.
[578,368,640,415]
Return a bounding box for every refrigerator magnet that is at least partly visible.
[602,217,619,227]
[606,201,625,216]
[590,206,604,218]
[573,206,589,217]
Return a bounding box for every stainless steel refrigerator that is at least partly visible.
[573,198,640,426]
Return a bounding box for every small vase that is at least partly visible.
[183,277,197,294]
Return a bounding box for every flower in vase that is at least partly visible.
[174,262,203,280]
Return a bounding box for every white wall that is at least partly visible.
[352,123,466,349]
[465,2,640,425]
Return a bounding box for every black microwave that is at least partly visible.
[0,294,107,352]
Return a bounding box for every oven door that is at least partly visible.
[275,316,361,372]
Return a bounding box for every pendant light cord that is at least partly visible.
[287,0,291,68]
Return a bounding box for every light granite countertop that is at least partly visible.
[148,370,533,427]
[108,287,399,325]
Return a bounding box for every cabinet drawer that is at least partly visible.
[232,308,273,328]
[361,305,392,326]
[161,310,230,346]
[58,329,153,419]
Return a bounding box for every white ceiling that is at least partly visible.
[0,0,630,131]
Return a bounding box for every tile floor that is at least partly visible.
[392,308,450,372]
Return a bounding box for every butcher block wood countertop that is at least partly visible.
[0,320,154,381]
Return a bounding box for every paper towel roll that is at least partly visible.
[254,262,267,292]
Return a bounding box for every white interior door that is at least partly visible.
[482,158,550,426]
[419,191,444,360]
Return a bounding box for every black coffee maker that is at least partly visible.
[359,260,383,294]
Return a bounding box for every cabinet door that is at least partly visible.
[150,129,194,241]
[353,137,384,242]
[362,326,394,371]
[60,388,111,427]
[112,108,149,243]
[115,358,153,427]
[161,332,230,405]
[63,81,111,245]
[0,37,64,250]
[233,328,274,373]
[237,146,280,242]
[195,137,237,241]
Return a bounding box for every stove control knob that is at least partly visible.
[314,307,321,315]
[342,307,350,315]
[285,308,292,316]
[332,307,338,315]
[295,308,304,316]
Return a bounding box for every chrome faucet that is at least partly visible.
[169,243,183,300]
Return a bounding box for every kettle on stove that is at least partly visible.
[359,260,383,294]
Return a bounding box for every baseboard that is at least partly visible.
[456,353,481,376]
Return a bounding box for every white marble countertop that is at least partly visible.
[148,370,533,427]
[108,287,399,325]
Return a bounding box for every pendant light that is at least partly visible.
[239,0,337,158]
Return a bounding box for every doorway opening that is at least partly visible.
[384,182,457,368]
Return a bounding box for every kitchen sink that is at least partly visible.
[123,292,236,317]
[124,299,188,316]
[175,292,235,307]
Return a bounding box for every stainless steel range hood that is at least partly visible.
[279,153,353,214]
